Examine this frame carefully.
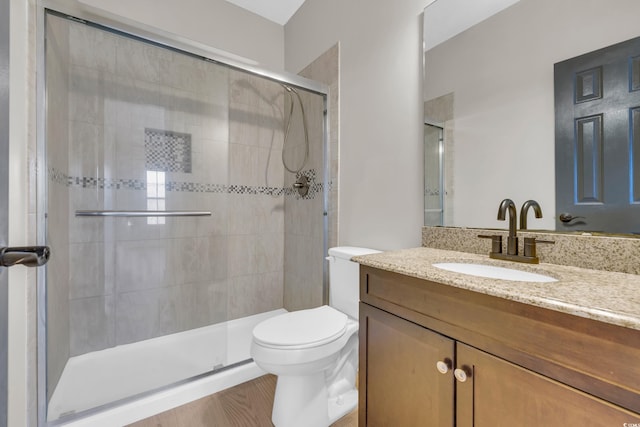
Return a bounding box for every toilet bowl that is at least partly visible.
[250,246,380,427]
[252,306,359,427]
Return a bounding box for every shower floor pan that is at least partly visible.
[48,308,286,426]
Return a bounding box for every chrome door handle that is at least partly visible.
[0,246,50,267]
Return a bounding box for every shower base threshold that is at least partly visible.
[48,308,286,425]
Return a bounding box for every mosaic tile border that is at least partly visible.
[49,167,328,198]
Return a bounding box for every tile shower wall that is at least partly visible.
[60,17,232,356]
[284,44,339,310]
[227,70,286,319]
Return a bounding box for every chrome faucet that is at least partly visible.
[519,200,542,230]
[497,198,518,255]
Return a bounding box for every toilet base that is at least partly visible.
[272,373,328,427]
[328,389,358,422]
[271,373,357,427]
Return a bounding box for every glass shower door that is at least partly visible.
[42,8,329,422]
[44,12,231,421]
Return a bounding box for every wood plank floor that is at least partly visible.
[128,375,358,427]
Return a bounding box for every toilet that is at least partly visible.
[250,246,381,427]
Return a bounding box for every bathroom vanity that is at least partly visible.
[355,248,640,426]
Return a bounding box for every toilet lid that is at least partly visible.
[253,306,348,348]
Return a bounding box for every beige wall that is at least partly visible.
[80,0,285,71]
[285,0,430,250]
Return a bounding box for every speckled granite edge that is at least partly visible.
[422,226,640,275]
[353,247,640,331]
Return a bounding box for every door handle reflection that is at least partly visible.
[558,213,585,223]
[0,246,51,267]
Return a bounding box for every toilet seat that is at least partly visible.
[253,306,348,350]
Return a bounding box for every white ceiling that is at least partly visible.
[424,0,521,50]
[223,0,521,46]
[224,0,306,25]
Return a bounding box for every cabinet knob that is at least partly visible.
[436,360,451,374]
[454,367,470,383]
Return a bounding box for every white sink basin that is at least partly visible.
[432,262,557,283]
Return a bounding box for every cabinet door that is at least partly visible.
[456,343,640,427]
[360,303,455,426]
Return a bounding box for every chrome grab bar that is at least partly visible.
[75,210,212,217]
[0,246,51,267]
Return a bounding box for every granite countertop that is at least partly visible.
[353,247,640,331]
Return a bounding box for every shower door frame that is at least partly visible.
[36,1,330,425]
[0,0,9,425]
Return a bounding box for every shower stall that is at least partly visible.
[38,6,331,425]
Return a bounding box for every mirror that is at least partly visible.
[423,0,640,233]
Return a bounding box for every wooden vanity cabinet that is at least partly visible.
[361,304,454,426]
[358,266,640,426]
[455,342,636,426]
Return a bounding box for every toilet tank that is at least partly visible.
[327,246,381,319]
